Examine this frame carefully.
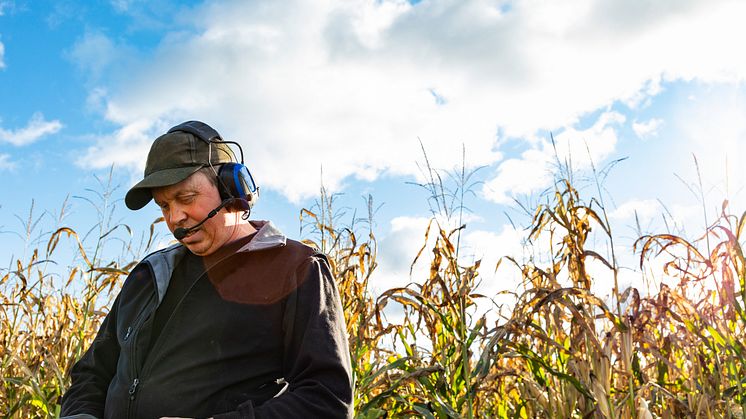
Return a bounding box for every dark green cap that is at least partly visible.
[125,129,233,210]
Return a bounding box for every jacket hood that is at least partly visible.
[141,220,287,304]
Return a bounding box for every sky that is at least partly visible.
[1,0,745,301]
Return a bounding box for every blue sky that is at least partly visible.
[2,0,746,297]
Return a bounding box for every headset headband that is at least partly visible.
[167,120,222,144]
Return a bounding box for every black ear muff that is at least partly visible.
[218,162,259,210]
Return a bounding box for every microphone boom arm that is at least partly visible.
[173,198,234,240]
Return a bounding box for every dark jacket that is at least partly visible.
[60,221,353,419]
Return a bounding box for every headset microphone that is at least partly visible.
[173,198,234,241]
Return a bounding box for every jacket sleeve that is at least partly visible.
[60,295,121,418]
[213,255,354,419]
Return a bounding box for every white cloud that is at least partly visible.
[610,200,703,242]
[66,31,141,91]
[76,118,158,170]
[68,31,118,79]
[0,0,7,68]
[373,213,487,292]
[607,198,667,239]
[623,77,663,109]
[0,113,63,146]
[680,89,746,170]
[662,86,746,216]
[372,213,530,313]
[0,153,15,170]
[633,118,663,140]
[75,0,746,201]
[110,0,134,13]
[459,225,528,297]
[483,111,624,204]
[374,215,434,294]
[609,199,662,222]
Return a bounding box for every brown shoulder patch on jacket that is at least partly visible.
[204,239,318,305]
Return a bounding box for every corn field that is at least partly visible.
[3,171,746,418]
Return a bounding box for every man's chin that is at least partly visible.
[183,242,207,256]
[178,232,203,251]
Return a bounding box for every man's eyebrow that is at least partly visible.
[154,188,198,205]
[176,189,199,197]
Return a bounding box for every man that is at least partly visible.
[60,121,353,418]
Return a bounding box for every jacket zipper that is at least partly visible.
[124,268,209,418]
[124,274,156,419]
[128,378,140,400]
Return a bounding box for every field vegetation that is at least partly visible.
[2,162,746,418]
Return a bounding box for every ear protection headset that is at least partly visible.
[167,121,259,212]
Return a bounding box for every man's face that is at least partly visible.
[152,170,239,256]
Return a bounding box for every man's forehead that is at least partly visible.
[152,171,209,201]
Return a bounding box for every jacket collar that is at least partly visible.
[240,220,287,252]
[142,220,287,303]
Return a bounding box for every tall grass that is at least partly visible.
[3,165,746,417]
[1,172,162,417]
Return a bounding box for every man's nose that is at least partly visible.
[168,204,188,226]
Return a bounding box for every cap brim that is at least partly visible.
[125,166,202,210]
